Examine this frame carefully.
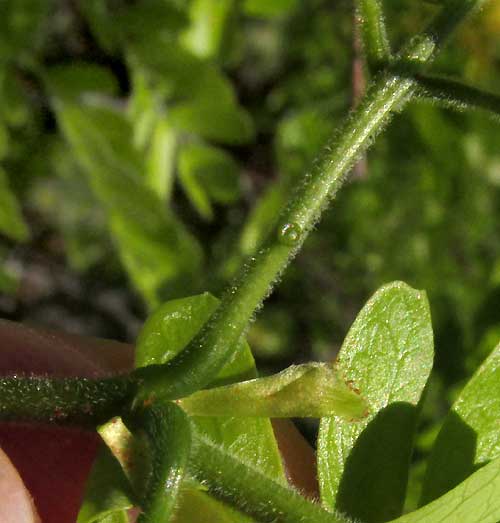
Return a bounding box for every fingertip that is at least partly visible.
[0,446,40,523]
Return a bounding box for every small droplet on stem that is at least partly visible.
[277,222,302,246]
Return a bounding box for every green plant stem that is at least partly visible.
[356,0,391,69]
[125,401,191,523]
[0,375,135,426]
[189,433,350,523]
[0,0,488,420]
[134,0,489,403]
[415,74,500,120]
[134,71,416,401]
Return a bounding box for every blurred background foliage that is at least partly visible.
[0,0,499,503]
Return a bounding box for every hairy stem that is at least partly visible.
[415,74,500,120]
[356,0,391,69]
[134,0,489,402]
[0,375,135,426]
[125,401,191,523]
[190,434,350,523]
[134,71,415,401]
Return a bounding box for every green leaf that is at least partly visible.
[174,488,254,523]
[79,0,120,52]
[77,446,135,523]
[0,69,29,127]
[81,293,287,521]
[130,39,232,104]
[169,101,254,145]
[99,512,128,523]
[82,0,188,55]
[56,102,144,179]
[389,456,500,523]
[244,0,298,18]
[420,341,500,504]
[180,362,367,418]
[0,120,8,159]
[0,259,18,294]
[33,143,110,272]
[115,0,188,42]
[0,0,50,56]
[317,281,434,522]
[53,102,203,308]
[43,63,119,101]
[128,68,158,151]
[0,167,29,241]
[145,117,177,201]
[136,292,220,368]
[136,292,285,480]
[130,38,253,145]
[178,144,241,220]
[135,290,258,386]
[182,0,235,60]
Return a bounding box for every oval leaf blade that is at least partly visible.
[79,292,285,523]
[390,456,500,523]
[317,281,434,522]
[137,292,284,479]
[420,340,500,504]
